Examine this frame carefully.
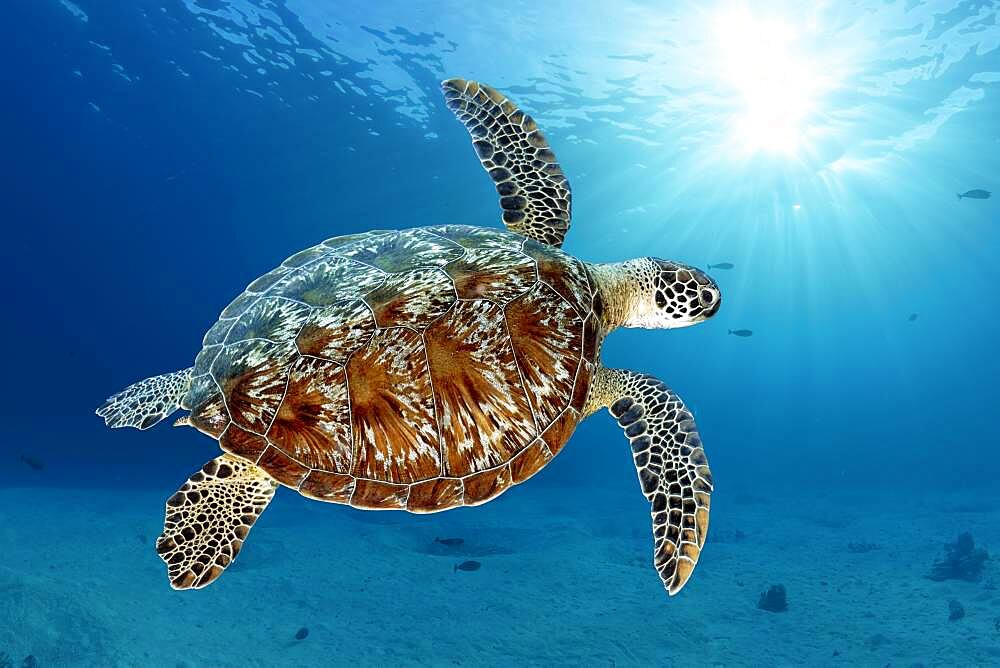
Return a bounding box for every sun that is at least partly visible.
[712,7,822,155]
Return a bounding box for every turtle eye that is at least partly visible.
[655,291,667,308]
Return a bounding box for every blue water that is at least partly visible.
[3,1,1000,665]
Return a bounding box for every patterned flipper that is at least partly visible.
[586,367,713,596]
[441,78,572,248]
[156,454,277,589]
[96,367,193,430]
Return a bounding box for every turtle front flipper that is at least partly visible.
[586,367,713,596]
[441,78,571,248]
[156,454,277,590]
[96,367,193,430]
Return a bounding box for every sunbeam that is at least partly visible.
[711,6,832,156]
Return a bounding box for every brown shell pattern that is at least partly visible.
[183,225,600,512]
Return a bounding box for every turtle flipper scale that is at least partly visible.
[156,454,277,590]
[586,366,713,596]
[95,367,193,430]
[441,78,571,248]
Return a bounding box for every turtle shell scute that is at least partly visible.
[295,299,377,364]
[425,225,523,252]
[202,318,235,347]
[224,297,312,345]
[505,282,583,428]
[444,246,535,304]
[210,339,297,434]
[300,470,355,503]
[271,257,385,306]
[338,229,464,272]
[364,267,455,330]
[245,265,292,294]
[220,423,268,462]
[281,244,329,269]
[219,292,258,320]
[187,226,599,513]
[267,356,352,473]
[523,238,592,317]
[184,373,228,436]
[322,231,390,251]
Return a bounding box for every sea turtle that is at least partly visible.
[97,78,720,596]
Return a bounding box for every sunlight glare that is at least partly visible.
[714,8,820,155]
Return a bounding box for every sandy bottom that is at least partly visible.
[1,482,998,666]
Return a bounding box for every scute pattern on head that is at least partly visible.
[589,258,720,331]
[185,226,600,512]
[652,260,719,323]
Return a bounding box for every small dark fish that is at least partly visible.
[708,262,734,270]
[20,455,44,471]
[957,189,990,200]
[907,313,918,322]
[728,329,753,337]
[454,560,481,572]
[435,537,464,547]
[294,627,309,641]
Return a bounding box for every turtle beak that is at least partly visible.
[699,283,721,319]
[692,269,721,320]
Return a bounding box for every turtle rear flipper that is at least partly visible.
[156,454,277,590]
[586,367,713,596]
[96,367,193,430]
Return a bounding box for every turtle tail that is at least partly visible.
[96,367,194,430]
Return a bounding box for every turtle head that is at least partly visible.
[645,258,721,328]
[591,258,721,331]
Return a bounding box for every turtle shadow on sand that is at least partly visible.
[228,534,290,573]
[409,530,522,558]
[801,512,856,530]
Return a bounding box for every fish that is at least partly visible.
[19,455,44,471]
[294,627,309,641]
[728,329,753,337]
[454,560,481,572]
[435,537,464,547]
[708,262,734,270]
[956,189,991,200]
[908,313,918,322]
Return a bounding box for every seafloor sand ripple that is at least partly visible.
[1,485,998,666]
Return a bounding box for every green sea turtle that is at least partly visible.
[96,79,720,596]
